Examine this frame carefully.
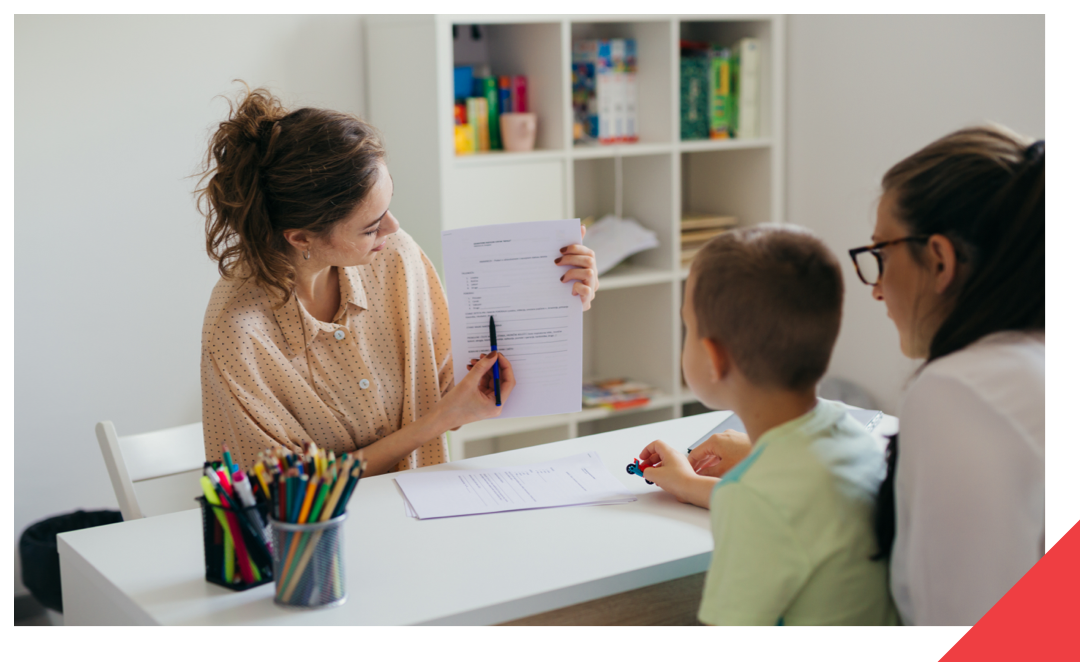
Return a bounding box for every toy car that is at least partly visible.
[626,458,654,485]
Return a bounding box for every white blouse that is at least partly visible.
[891,331,1045,625]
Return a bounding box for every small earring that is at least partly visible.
[303,250,311,260]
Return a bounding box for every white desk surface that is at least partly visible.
[59,408,897,626]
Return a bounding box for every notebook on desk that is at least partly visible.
[686,407,885,454]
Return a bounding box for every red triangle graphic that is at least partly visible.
[940,518,1080,660]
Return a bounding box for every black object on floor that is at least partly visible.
[19,509,123,613]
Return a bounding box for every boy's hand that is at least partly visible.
[687,430,753,478]
[638,440,718,509]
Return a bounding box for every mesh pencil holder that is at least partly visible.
[197,496,274,591]
[270,514,348,609]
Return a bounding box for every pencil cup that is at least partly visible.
[197,497,274,591]
[270,514,347,609]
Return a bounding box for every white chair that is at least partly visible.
[95,421,206,520]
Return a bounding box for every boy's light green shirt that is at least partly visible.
[698,399,899,625]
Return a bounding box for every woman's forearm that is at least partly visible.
[353,407,450,476]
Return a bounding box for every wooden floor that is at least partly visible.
[498,572,707,626]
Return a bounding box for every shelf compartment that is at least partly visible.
[681,148,772,229]
[575,152,676,271]
[570,19,675,146]
[584,282,678,398]
[443,159,567,233]
[451,21,565,153]
[678,18,776,141]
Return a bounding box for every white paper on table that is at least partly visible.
[393,451,636,519]
[581,214,660,275]
[441,219,584,419]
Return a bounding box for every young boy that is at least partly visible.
[640,225,897,626]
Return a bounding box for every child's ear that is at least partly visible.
[701,337,729,382]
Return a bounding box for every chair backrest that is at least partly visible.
[95,420,206,520]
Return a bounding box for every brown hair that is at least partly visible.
[873,125,1043,561]
[690,225,844,391]
[881,124,1044,361]
[195,83,386,304]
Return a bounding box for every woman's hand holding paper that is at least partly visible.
[557,225,600,311]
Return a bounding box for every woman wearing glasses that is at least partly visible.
[850,125,1044,626]
[689,125,1044,625]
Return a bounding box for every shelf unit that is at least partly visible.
[365,15,785,461]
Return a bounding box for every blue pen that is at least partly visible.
[489,315,501,406]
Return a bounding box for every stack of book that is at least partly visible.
[680,38,760,141]
[454,67,528,155]
[582,378,659,411]
[572,39,638,145]
[681,212,738,267]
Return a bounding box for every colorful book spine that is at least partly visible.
[498,76,512,114]
[512,75,527,113]
[733,38,760,139]
[680,55,708,140]
[466,97,490,152]
[480,77,501,150]
[708,47,733,139]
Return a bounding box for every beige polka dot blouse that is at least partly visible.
[201,229,452,473]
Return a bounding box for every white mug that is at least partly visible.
[500,113,538,152]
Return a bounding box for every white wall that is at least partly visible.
[787,15,1045,413]
[14,14,366,595]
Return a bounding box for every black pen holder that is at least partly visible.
[196,496,274,591]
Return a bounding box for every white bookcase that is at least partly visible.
[365,14,785,461]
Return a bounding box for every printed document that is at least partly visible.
[394,452,636,519]
[442,219,584,419]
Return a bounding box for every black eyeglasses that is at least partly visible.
[848,236,930,286]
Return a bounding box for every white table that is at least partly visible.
[59,409,896,625]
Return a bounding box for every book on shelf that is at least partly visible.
[583,378,659,411]
[681,212,738,231]
[680,213,738,267]
[680,50,709,140]
[680,38,760,141]
[732,38,760,139]
[707,46,733,140]
[480,76,502,150]
[572,38,639,145]
[466,97,490,152]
